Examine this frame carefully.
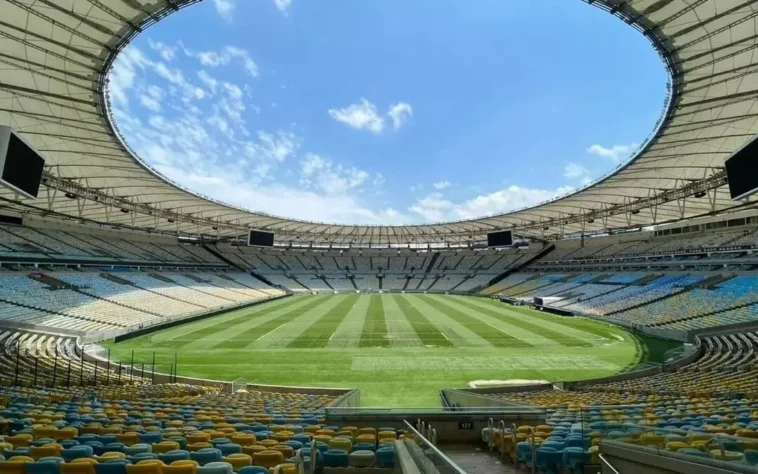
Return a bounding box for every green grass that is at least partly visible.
[105,294,664,407]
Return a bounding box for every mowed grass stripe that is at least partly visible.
[287,295,360,348]
[506,305,616,340]
[418,295,532,348]
[217,296,334,349]
[159,296,305,348]
[392,295,454,347]
[359,295,390,347]
[452,298,593,347]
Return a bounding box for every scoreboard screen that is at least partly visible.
[487,230,513,247]
[248,230,274,247]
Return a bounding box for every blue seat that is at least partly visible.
[562,447,590,474]
[237,466,268,474]
[158,450,189,464]
[23,461,61,474]
[4,448,30,458]
[125,453,156,464]
[190,448,221,466]
[322,449,348,467]
[516,442,536,468]
[745,450,758,466]
[535,447,563,474]
[61,445,93,462]
[124,444,151,456]
[216,444,240,456]
[196,461,232,474]
[103,444,125,454]
[376,446,394,469]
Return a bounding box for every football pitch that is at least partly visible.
[106,294,676,406]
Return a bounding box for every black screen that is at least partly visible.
[248,230,274,247]
[487,230,513,247]
[726,136,758,200]
[2,133,45,198]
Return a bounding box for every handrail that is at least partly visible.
[402,420,467,474]
[599,453,621,474]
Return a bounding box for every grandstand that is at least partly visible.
[2,0,758,472]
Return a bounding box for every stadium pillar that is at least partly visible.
[141,363,144,381]
[66,359,71,387]
[106,348,111,384]
[174,353,178,383]
[151,352,156,384]
[130,350,134,382]
[79,346,84,386]
[118,363,122,384]
[52,352,58,386]
[14,341,20,386]
[33,357,38,386]
[94,360,98,386]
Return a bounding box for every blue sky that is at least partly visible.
[109,0,667,224]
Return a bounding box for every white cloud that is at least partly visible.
[432,180,451,190]
[108,47,149,107]
[148,40,177,61]
[274,0,292,15]
[373,173,385,187]
[184,46,259,77]
[300,154,370,195]
[328,99,385,134]
[197,70,219,94]
[139,85,163,112]
[586,143,638,162]
[212,0,235,21]
[409,185,574,222]
[410,184,423,192]
[388,102,412,129]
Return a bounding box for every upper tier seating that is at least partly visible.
[0,225,224,266]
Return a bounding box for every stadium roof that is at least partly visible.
[0,0,756,245]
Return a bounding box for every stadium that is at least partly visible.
[2,0,758,472]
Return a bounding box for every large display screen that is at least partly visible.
[487,230,513,247]
[248,230,274,247]
[726,135,758,200]
[0,127,45,199]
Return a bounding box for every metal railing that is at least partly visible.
[403,419,467,474]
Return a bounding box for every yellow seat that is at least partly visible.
[170,461,198,467]
[271,445,294,459]
[0,461,26,474]
[116,433,140,446]
[358,428,376,436]
[33,426,59,440]
[271,431,293,443]
[243,445,266,456]
[152,441,180,454]
[341,426,358,437]
[30,444,62,460]
[95,452,126,462]
[328,438,352,452]
[6,435,33,448]
[378,431,396,441]
[187,443,212,452]
[222,453,252,471]
[253,451,284,468]
[258,440,278,449]
[230,434,256,446]
[162,465,196,474]
[665,442,689,451]
[186,433,210,444]
[274,463,296,474]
